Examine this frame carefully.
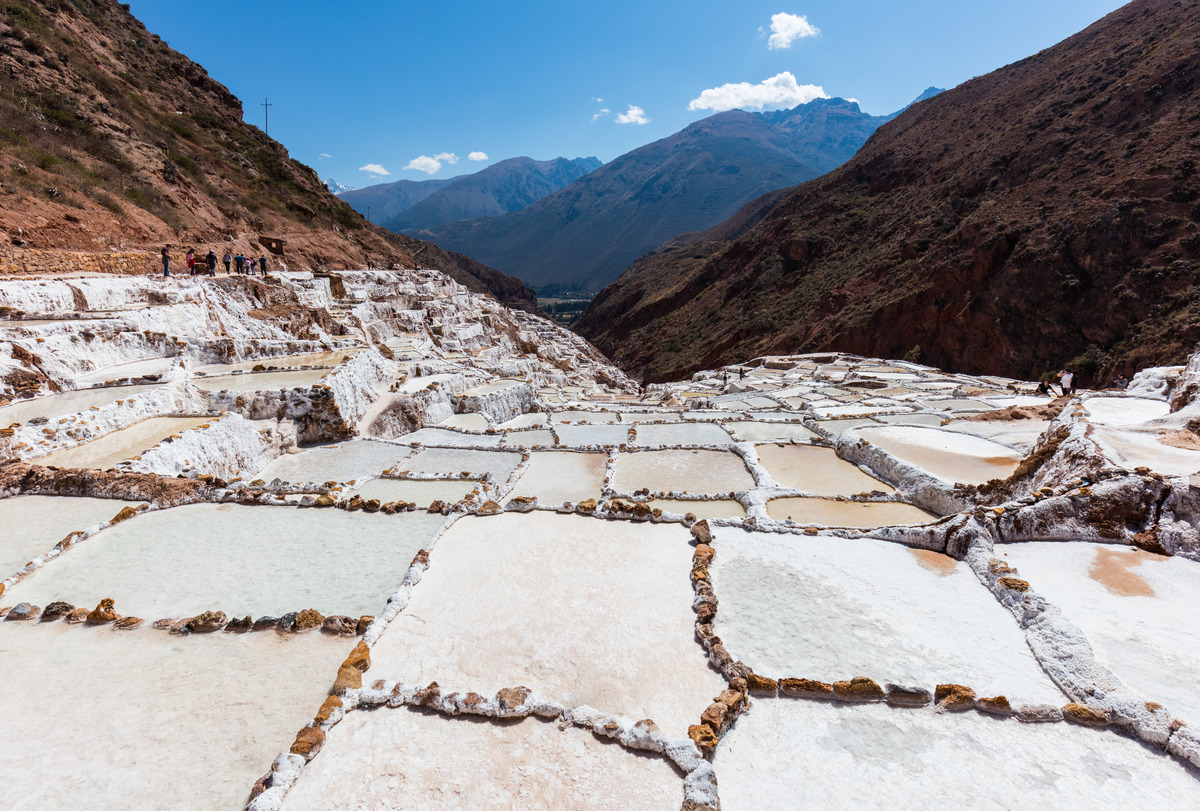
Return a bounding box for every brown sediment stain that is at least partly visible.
[1157,430,1200,451]
[1089,547,1156,597]
[909,548,959,576]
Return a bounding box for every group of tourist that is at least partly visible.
[159,246,269,278]
[1035,368,1130,397]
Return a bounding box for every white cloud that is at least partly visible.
[318,153,332,159]
[591,107,611,122]
[615,104,650,125]
[468,151,489,162]
[688,71,828,112]
[767,12,819,49]
[434,152,459,165]
[403,155,443,174]
[358,163,390,176]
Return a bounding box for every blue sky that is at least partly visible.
[126,0,1126,186]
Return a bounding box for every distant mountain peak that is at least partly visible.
[324,178,356,195]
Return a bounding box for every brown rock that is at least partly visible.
[832,676,886,702]
[428,499,447,513]
[496,686,532,711]
[344,640,371,672]
[997,576,1030,593]
[86,598,119,625]
[691,519,713,544]
[885,683,932,707]
[314,695,343,724]
[695,602,717,624]
[356,615,374,635]
[4,602,41,621]
[935,683,977,712]
[362,498,382,513]
[40,601,75,621]
[290,725,326,760]
[576,498,597,514]
[1014,703,1064,723]
[64,606,91,623]
[1063,702,1109,727]
[109,505,140,524]
[694,543,715,566]
[224,615,253,633]
[292,608,325,632]
[331,664,363,694]
[630,502,652,520]
[688,723,718,755]
[779,677,833,699]
[314,494,336,508]
[700,702,730,734]
[187,610,228,632]
[412,549,430,567]
[477,499,503,515]
[746,673,778,695]
[412,681,441,706]
[321,615,358,636]
[112,616,143,630]
[976,695,1013,716]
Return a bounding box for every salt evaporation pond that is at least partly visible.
[553,423,629,446]
[0,383,158,425]
[0,622,348,811]
[715,700,1200,810]
[191,367,331,391]
[765,498,936,526]
[3,504,446,618]
[551,410,619,424]
[370,513,726,738]
[402,427,502,447]
[942,418,1051,454]
[402,447,522,483]
[648,498,747,519]
[611,449,756,495]
[709,527,1063,702]
[725,421,817,442]
[631,421,733,446]
[283,711,681,810]
[1084,396,1171,425]
[502,428,556,447]
[77,356,174,385]
[255,439,412,484]
[436,412,490,430]
[1002,541,1200,721]
[352,477,480,506]
[754,444,893,496]
[33,416,209,470]
[495,412,547,429]
[461,377,524,396]
[854,425,1021,485]
[812,418,882,435]
[508,451,606,505]
[193,348,359,374]
[0,495,139,579]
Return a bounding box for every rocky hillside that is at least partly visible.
[0,0,536,311]
[412,97,907,292]
[578,0,1200,383]
[381,156,602,232]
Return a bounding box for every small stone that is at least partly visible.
[695,602,716,624]
[779,678,833,699]
[314,494,336,508]
[701,702,730,734]
[691,519,713,544]
[41,601,75,621]
[86,598,119,625]
[576,498,597,514]
[997,576,1030,593]
[253,616,280,631]
[290,725,326,760]
[225,616,254,633]
[362,498,382,513]
[832,676,886,702]
[935,683,976,712]
[187,610,228,632]
[112,616,143,630]
[110,506,140,524]
[1063,702,1109,727]
[332,664,363,694]
[4,602,40,621]
[746,673,778,695]
[1014,703,1064,723]
[345,640,371,672]
[322,615,357,636]
[477,499,502,515]
[293,608,325,632]
[428,499,447,513]
[277,611,299,632]
[412,681,441,706]
[688,723,718,756]
[885,683,932,707]
[314,695,343,724]
[976,695,1013,716]
[356,615,374,635]
[65,607,90,623]
[694,544,715,566]
[496,686,531,711]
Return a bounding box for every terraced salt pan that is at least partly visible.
[620,412,686,423]
[191,368,331,391]
[715,700,1199,810]
[0,495,139,579]
[402,446,522,483]
[553,423,630,446]
[755,444,893,496]
[632,422,733,446]
[502,429,556,447]
[193,349,359,374]
[1084,396,1171,426]
[765,498,936,526]
[283,710,681,810]
[403,427,503,448]
[371,513,726,737]
[942,418,1050,454]
[77,356,175,385]
[255,439,412,483]
[508,451,607,505]
[854,425,1021,485]
[495,412,547,429]
[0,622,348,811]
[0,383,158,425]
[612,449,756,495]
[4,504,445,617]
[551,410,619,424]
[352,477,480,506]
[649,498,747,519]
[33,416,210,470]
[1002,542,1200,722]
[461,377,524,396]
[812,418,880,435]
[871,413,948,427]
[436,412,491,430]
[1090,426,1200,477]
[709,527,1062,702]
[725,422,817,442]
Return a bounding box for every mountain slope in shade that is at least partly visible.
[412,97,904,291]
[577,0,1200,383]
[0,0,535,310]
[339,177,457,224]
[384,156,602,232]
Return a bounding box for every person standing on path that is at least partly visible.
[186,249,196,276]
[259,255,268,276]
[222,250,232,274]
[235,253,244,274]
[206,249,218,277]
[161,246,170,277]
[1059,370,1075,397]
